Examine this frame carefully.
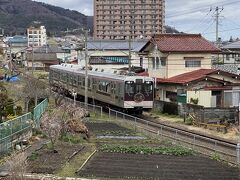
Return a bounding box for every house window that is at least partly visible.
[226,54,230,61]
[156,57,160,69]
[140,57,143,67]
[185,58,202,67]
[152,58,155,69]
[161,57,166,66]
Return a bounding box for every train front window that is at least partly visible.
[145,81,153,95]
[136,84,142,93]
[125,81,134,95]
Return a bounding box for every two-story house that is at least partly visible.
[140,34,220,79]
[139,34,240,107]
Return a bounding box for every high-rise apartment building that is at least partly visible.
[27,24,47,47]
[94,0,165,40]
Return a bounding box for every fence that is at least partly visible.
[0,99,48,154]
[107,108,238,164]
[63,97,103,117]
[33,99,49,128]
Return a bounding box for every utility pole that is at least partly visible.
[31,36,35,74]
[128,0,135,72]
[214,6,223,46]
[128,35,131,72]
[84,30,89,107]
[215,6,219,45]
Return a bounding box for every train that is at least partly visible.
[49,64,154,114]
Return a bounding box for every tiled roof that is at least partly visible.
[157,69,218,84]
[151,34,220,53]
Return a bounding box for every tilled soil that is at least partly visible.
[78,152,240,180]
[27,142,84,174]
[85,122,135,136]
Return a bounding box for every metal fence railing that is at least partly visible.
[0,113,32,154]
[63,97,103,118]
[33,99,49,128]
[108,108,238,165]
[0,99,48,154]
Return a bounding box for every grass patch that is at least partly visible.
[89,112,109,121]
[61,134,85,144]
[100,144,194,156]
[56,144,96,177]
[28,152,39,161]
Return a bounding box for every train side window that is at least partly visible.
[78,76,81,86]
[73,75,77,85]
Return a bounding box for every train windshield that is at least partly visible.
[125,81,134,95]
[144,81,153,95]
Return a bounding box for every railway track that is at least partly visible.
[107,109,239,164]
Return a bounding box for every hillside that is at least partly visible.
[0,0,93,35]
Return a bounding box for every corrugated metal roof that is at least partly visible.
[34,45,66,53]
[223,41,240,49]
[87,40,148,51]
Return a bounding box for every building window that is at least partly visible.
[156,57,160,69]
[161,57,166,66]
[226,54,230,61]
[152,58,155,69]
[140,57,143,67]
[185,58,202,67]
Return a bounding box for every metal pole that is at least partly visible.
[128,35,131,72]
[84,30,88,107]
[215,6,219,45]
[237,143,240,164]
[32,36,34,74]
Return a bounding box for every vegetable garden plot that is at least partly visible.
[27,142,84,174]
[85,122,137,136]
[78,152,240,180]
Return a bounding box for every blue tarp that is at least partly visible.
[8,76,19,82]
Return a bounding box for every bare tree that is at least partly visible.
[62,104,90,139]
[0,83,8,123]
[20,76,48,112]
[7,152,27,180]
[40,109,62,153]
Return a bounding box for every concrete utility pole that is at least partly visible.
[128,0,135,72]
[214,6,224,46]
[84,30,89,107]
[128,35,132,72]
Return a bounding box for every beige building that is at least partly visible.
[94,0,165,40]
[27,24,47,47]
[140,34,220,79]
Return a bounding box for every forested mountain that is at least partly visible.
[0,0,93,35]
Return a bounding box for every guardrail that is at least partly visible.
[108,108,238,164]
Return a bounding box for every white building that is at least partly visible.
[27,25,47,47]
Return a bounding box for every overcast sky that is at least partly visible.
[34,0,240,41]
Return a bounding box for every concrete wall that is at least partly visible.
[187,91,212,107]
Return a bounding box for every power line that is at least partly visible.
[166,0,240,18]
